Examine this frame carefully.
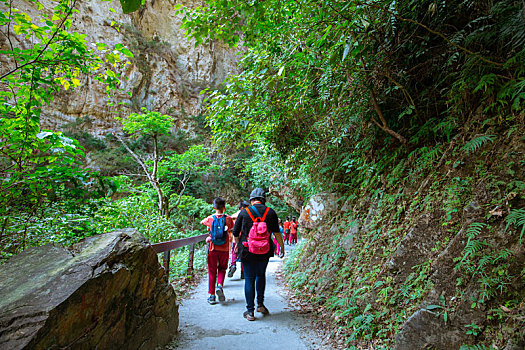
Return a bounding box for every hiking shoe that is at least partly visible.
[256,304,269,315]
[207,295,217,305]
[227,265,236,278]
[243,310,255,321]
[216,285,225,302]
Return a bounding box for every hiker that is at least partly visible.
[200,197,234,305]
[283,217,291,245]
[275,219,284,256]
[232,188,285,321]
[290,217,299,244]
[229,200,250,279]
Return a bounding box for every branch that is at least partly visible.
[152,135,159,182]
[370,117,408,145]
[169,173,189,215]
[382,71,418,116]
[0,0,78,81]
[344,41,408,145]
[371,4,503,67]
[0,181,25,193]
[116,135,153,182]
[327,1,503,67]
[3,0,19,71]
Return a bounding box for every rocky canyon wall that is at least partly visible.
[1,0,239,136]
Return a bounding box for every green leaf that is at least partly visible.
[119,0,142,14]
[426,304,442,310]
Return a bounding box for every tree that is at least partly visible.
[159,144,214,217]
[0,0,131,255]
[117,109,213,218]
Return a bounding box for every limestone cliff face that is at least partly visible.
[37,0,239,136]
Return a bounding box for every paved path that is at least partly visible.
[171,245,327,350]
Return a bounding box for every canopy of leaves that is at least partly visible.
[181,0,525,197]
[159,144,214,177]
[118,108,175,138]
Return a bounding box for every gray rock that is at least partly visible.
[340,223,359,254]
[299,193,339,229]
[0,229,178,350]
[463,201,482,220]
[395,309,467,350]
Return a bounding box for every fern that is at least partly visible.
[460,344,489,350]
[462,238,487,261]
[459,223,487,264]
[466,222,486,238]
[477,254,493,271]
[505,208,525,242]
[462,135,496,154]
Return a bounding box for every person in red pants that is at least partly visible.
[283,217,291,245]
[201,197,234,304]
[290,217,299,244]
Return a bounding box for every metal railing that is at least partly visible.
[151,234,208,277]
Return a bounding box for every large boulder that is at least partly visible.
[0,229,178,350]
[298,193,339,229]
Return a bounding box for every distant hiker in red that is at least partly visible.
[229,200,250,279]
[275,219,284,256]
[232,188,285,321]
[283,217,291,245]
[200,197,234,305]
[290,217,299,244]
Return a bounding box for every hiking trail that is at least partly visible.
[169,245,332,350]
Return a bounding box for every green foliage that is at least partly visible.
[181,0,524,201]
[459,345,489,350]
[426,295,449,323]
[159,145,213,179]
[454,222,515,305]
[505,208,525,242]
[462,135,497,154]
[119,0,142,14]
[465,323,482,336]
[117,108,174,139]
[0,0,132,258]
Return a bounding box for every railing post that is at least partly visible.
[163,250,171,280]
[187,243,195,276]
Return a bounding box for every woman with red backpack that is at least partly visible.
[232,188,285,321]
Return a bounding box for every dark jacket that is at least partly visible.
[232,203,279,261]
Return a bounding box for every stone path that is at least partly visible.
[170,245,330,350]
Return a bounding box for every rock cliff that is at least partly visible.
[4,0,239,136]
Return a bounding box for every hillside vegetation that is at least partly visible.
[180,0,525,348]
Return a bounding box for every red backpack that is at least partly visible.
[246,206,271,254]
